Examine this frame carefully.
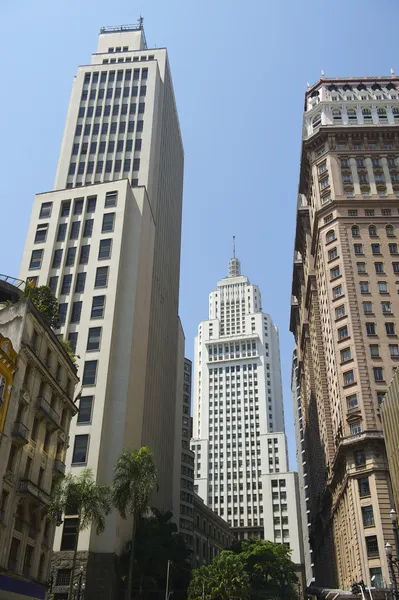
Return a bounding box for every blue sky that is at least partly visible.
[1,0,398,467]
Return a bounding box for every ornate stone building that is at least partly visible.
[0,277,78,600]
[290,74,399,590]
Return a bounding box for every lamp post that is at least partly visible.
[385,542,399,600]
[74,565,85,600]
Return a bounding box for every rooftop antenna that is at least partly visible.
[138,15,144,28]
[233,236,236,258]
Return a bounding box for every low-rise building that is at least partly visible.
[0,277,78,600]
[192,493,233,568]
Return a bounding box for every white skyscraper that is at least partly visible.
[19,23,184,599]
[191,250,304,570]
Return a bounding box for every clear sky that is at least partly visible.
[1,0,398,467]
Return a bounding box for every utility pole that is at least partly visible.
[165,560,171,600]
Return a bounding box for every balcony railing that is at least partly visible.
[36,396,61,427]
[12,422,29,444]
[18,479,50,505]
[54,459,66,475]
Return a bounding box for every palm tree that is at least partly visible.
[49,468,111,600]
[112,446,158,600]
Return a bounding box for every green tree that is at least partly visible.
[23,284,59,328]
[188,551,250,600]
[232,538,298,600]
[49,468,111,600]
[112,447,158,600]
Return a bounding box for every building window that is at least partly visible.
[60,518,79,550]
[378,282,388,293]
[95,266,109,288]
[77,397,93,424]
[330,266,340,279]
[58,303,68,326]
[98,239,112,260]
[354,244,363,255]
[61,275,72,295]
[390,344,399,358]
[358,476,370,497]
[369,568,383,589]
[370,344,380,358]
[338,326,348,340]
[57,223,67,242]
[91,296,105,319]
[74,199,84,215]
[386,322,396,335]
[386,225,395,237]
[49,276,58,294]
[328,247,338,260]
[366,536,379,558]
[341,347,351,363]
[381,301,391,314]
[352,225,360,237]
[375,263,384,274]
[39,202,52,218]
[360,282,369,293]
[389,243,398,255]
[369,225,377,237]
[355,449,366,465]
[34,224,48,243]
[347,394,358,410]
[343,370,355,386]
[56,569,71,586]
[335,305,345,319]
[68,332,78,354]
[61,200,71,217]
[373,367,384,381]
[371,244,381,255]
[87,197,97,213]
[29,250,43,270]
[79,245,90,265]
[333,285,343,298]
[82,361,97,386]
[71,302,82,324]
[357,263,366,273]
[102,213,115,232]
[75,272,86,293]
[362,506,375,528]
[83,219,93,237]
[66,247,76,266]
[351,421,362,435]
[87,327,101,351]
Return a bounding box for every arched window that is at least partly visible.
[386,225,395,237]
[326,230,336,243]
[0,375,5,405]
[377,108,388,122]
[362,108,373,123]
[347,108,357,123]
[352,225,360,237]
[312,114,322,129]
[332,109,342,122]
[369,225,377,237]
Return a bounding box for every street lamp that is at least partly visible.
[385,543,399,600]
[74,565,85,600]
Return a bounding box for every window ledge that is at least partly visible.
[330,275,343,282]
[343,381,357,389]
[338,336,351,343]
[341,358,354,366]
[333,294,345,303]
[335,315,347,323]
[328,256,340,264]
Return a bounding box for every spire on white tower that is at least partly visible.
[228,235,241,277]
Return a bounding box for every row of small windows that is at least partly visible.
[38,191,117,220]
[102,56,153,64]
[81,85,146,103]
[69,158,140,176]
[75,118,144,138]
[337,321,396,340]
[83,68,148,85]
[313,106,399,128]
[326,226,395,244]
[78,98,146,119]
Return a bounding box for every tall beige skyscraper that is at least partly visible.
[290,74,399,590]
[19,23,184,599]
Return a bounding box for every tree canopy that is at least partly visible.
[188,538,298,600]
[23,284,59,329]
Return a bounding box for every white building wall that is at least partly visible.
[18,25,184,568]
[191,257,304,565]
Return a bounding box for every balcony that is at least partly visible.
[12,422,29,445]
[36,396,61,429]
[18,479,50,506]
[53,459,66,476]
